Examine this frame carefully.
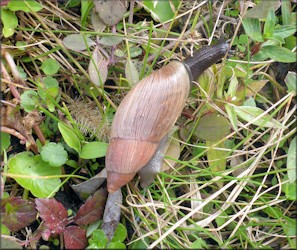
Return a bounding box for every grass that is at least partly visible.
[1,0,296,249]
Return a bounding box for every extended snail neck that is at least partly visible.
[182,41,229,81]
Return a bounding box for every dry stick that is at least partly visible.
[0,126,27,144]
[1,62,20,100]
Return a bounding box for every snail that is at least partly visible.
[105,41,229,193]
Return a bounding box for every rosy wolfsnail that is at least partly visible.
[105,42,229,193]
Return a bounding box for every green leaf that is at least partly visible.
[190,237,207,248]
[58,123,81,154]
[125,59,139,87]
[7,0,43,12]
[242,18,264,42]
[80,141,108,159]
[129,238,149,249]
[106,242,126,249]
[8,152,61,198]
[273,25,297,41]
[142,0,180,23]
[98,36,123,47]
[206,140,230,173]
[196,113,231,141]
[1,132,11,154]
[81,0,93,27]
[1,9,18,38]
[63,34,96,52]
[43,76,59,89]
[20,90,39,112]
[41,142,68,167]
[88,229,108,249]
[260,45,296,63]
[263,9,276,38]
[283,182,297,201]
[287,136,296,183]
[40,58,60,75]
[233,106,285,129]
[244,0,281,19]
[111,223,127,243]
[225,104,238,132]
[284,71,297,93]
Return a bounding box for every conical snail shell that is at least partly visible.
[106,61,190,193]
[106,42,229,193]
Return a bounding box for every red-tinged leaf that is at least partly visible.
[35,198,68,234]
[64,226,87,250]
[1,197,37,232]
[74,188,107,226]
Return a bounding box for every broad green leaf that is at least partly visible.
[80,141,108,159]
[260,45,296,63]
[283,182,297,201]
[8,0,43,12]
[263,9,276,38]
[1,9,18,38]
[225,104,238,132]
[196,113,231,141]
[111,223,127,243]
[226,75,238,98]
[63,34,96,52]
[58,123,81,153]
[43,76,59,93]
[242,18,264,42]
[41,142,68,167]
[40,58,60,75]
[233,105,285,129]
[206,140,230,173]
[244,0,281,19]
[8,152,61,198]
[81,0,93,27]
[190,238,207,249]
[236,80,268,100]
[1,132,11,154]
[88,229,108,249]
[106,242,126,249]
[273,25,297,41]
[284,71,296,93]
[20,90,39,112]
[287,136,296,183]
[243,97,256,107]
[98,36,123,46]
[2,26,15,38]
[130,47,143,58]
[125,59,139,87]
[142,0,180,23]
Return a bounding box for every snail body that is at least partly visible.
[106,42,229,193]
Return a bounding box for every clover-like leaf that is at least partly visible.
[41,58,60,75]
[20,90,39,112]
[41,142,68,167]
[8,152,61,198]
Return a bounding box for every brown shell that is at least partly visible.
[106,61,190,192]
